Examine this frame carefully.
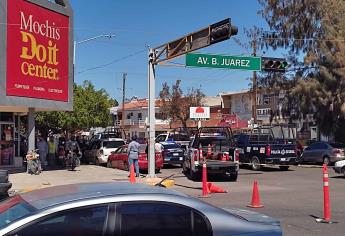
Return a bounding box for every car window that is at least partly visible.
[118,202,211,236]
[307,142,318,150]
[103,141,125,149]
[0,196,36,229]
[10,205,109,236]
[320,143,329,149]
[330,143,345,148]
[155,135,167,143]
[122,148,128,153]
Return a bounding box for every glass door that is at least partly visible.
[0,123,15,166]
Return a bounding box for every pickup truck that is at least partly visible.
[235,132,297,171]
[155,132,191,150]
[182,127,240,181]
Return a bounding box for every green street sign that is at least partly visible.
[186,53,262,71]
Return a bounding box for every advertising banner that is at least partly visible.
[6,0,69,102]
[190,107,210,120]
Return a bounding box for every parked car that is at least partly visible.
[107,144,163,173]
[301,141,345,165]
[333,160,345,177]
[160,141,185,166]
[183,127,240,181]
[84,138,125,165]
[0,182,282,236]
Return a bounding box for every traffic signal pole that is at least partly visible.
[147,48,156,178]
[252,38,257,124]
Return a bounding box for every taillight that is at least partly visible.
[333,148,341,154]
[234,149,240,162]
[266,145,271,157]
[194,149,199,161]
[221,152,229,161]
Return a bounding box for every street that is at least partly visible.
[9,164,345,236]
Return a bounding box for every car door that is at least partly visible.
[7,204,111,236]
[119,147,128,170]
[111,147,123,169]
[303,142,318,163]
[115,201,212,236]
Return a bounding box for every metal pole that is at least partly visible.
[27,108,35,152]
[252,38,257,124]
[148,48,156,178]
[122,73,127,130]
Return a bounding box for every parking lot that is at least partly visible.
[9,164,345,236]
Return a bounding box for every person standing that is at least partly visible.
[127,135,140,177]
[37,137,48,170]
[47,136,57,169]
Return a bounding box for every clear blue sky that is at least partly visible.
[70,0,283,102]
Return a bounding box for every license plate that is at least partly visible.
[281,158,286,161]
[179,157,183,160]
[173,153,179,156]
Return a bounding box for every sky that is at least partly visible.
[70,0,284,103]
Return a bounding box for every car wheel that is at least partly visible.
[106,161,112,168]
[229,172,238,181]
[342,167,345,178]
[189,166,199,181]
[123,161,129,171]
[279,166,290,171]
[155,168,161,173]
[323,156,330,166]
[182,161,189,174]
[251,156,261,171]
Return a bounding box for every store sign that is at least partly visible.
[257,108,271,120]
[6,0,69,102]
[190,107,210,119]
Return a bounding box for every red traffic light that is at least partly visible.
[262,57,288,72]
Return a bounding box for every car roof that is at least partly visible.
[21,183,188,210]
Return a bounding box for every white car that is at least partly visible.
[333,160,345,177]
[84,138,125,165]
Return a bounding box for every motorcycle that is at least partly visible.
[26,149,42,175]
[66,150,80,171]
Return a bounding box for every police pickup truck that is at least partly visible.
[235,129,297,171]
[182,127,240,181]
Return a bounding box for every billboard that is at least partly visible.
[190,107,210,119]
[7,0,69,101]
[0,0,73,111]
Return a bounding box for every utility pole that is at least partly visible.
[252,37,257,124]
[121,73,127,132]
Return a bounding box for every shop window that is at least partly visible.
[0,113,13,122]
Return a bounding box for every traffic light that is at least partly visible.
[210,18,238,44]
[262,57,288,72]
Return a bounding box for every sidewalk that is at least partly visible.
[9,165,132,192]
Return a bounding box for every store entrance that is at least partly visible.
[0,123,15,166]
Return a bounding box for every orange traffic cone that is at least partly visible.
[247,180,264,208]
[207,182,227,193]
[129,164,136,183]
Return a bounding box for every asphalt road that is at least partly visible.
[9,164,345,236]
[157,164,345,236]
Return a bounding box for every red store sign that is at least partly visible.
[6,0,69,102]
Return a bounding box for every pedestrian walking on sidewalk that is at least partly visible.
[127,135,140,177]
[37,137,48,170]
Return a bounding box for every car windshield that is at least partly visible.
[0,195,36,229]
[103,141,125,149]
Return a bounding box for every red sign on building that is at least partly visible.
[6,0,69,102]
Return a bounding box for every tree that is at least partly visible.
[36,80,117,132]
[258,0,345,140]
[159,80,205,129]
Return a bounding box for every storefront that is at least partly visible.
[0,0,74,168]
[0,113,22,167]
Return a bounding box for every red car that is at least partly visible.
[107,144,163,173]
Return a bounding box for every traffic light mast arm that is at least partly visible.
[153,18,238,64]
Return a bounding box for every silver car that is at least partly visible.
[333,160,345,177]
[301,141,345,165]
[0,183,282,236]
